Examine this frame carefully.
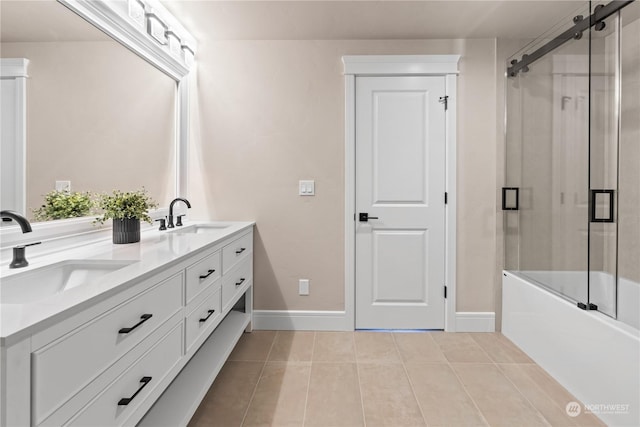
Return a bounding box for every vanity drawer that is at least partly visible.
[185,286,222,353]
[222,232,253,274]
[32,273,183,424]
[221,257,252,312]
[65,323,183,427]
[185,250,221,304]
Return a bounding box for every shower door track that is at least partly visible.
[507,0,635,77]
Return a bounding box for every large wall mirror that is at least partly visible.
[1,0,190,226]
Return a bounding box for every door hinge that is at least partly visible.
[444,286,447,299]
[439,95,448,110]
[444,192,448,204]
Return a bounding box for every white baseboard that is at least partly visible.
[252,310,351,331]
[253,310,495,332]
[455,312,496,332]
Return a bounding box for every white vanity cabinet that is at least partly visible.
[0,224,254,427]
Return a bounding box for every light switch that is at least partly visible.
[299,180,315,196]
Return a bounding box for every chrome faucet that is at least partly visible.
[0,210,41,268]
[167,198,191,228]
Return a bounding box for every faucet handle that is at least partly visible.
[10,242,41,269]
[155,218,167,231]
[176,215,185,227]
[22,241,42,248]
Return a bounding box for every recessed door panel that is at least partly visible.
[372,91,428,205]
[372,229,428,304]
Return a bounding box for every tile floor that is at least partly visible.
[188,331,604,427]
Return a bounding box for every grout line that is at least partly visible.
[239,331,278,427]
[440,334,492,427]
[391,333,430,427]
[496,363,554,427]
[301,332,316,427]
[353,332,368,427]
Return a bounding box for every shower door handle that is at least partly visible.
[590,189,615,223]
[501,187,519,211]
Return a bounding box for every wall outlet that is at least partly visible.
[55,180,71,192]
[299,279,310,296]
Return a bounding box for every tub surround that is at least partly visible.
[0,221,254,426]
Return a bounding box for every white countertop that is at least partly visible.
[0,221,254,346]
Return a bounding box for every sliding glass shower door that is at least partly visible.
[504,0,639,328]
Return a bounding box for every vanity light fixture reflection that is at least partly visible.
[165,29,181,58]
[146,10,167,45]
[128,0,146,28]
[181,44,195,67]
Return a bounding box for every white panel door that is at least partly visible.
[355,76,446,329]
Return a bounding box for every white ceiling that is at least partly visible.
[1,1,588,44]
[161,1,587,41]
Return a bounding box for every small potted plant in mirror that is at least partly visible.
[95,188,158,244]
[32,190,94,221]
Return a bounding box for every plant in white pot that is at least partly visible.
[96,188,158,244]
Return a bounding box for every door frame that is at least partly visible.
[342,55,460,331]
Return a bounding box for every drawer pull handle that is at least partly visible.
[118,376,152,406]
[235,248,246,255]
[235,278,246,287]
[199,309,216,323]
[199,269,216,280]
[118,314,153,334]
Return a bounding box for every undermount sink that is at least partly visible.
[170,224,230,234]
[1,259,135,305]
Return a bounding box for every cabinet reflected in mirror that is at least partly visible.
[1,0,176,221]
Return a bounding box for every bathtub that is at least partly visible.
[518,270,640,330]
[502,271,640,426]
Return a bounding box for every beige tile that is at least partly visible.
[188,361,264,427]
[470,333,533,363]
[268,331,315,362]
[313,332,356,362]
[243,362,311,427]
[305,363,364,426]
[405,363,487,426]
[354,332,401,363]
[499,364,579,427]
[452,363,550,426]
[515,364,606,427]
[358,363,425,426]
[431,332,492,363]
[394,332,447,363]
[229,331,276,361]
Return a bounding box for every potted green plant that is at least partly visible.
[96,188,158,244]
[32,190,94,221]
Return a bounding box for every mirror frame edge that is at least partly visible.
[1,0,195,246]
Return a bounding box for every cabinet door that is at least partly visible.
[32,273,183,424]
[65,324,183,427]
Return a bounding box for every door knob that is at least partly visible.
[359,213,379,222]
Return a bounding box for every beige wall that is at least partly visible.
[188,38,498,313]
[1,41,176,217]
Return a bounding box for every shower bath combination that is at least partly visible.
[501,1,639,426]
